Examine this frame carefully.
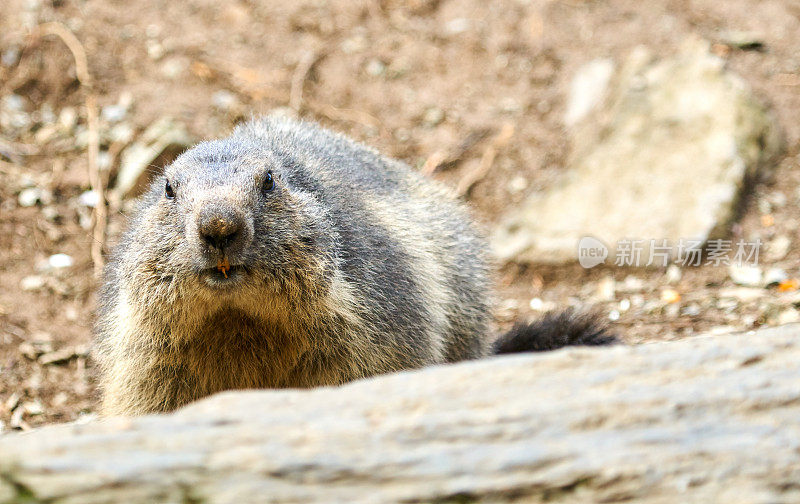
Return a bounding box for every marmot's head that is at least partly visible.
[121,134,334,315]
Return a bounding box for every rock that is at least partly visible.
[1,46,20,67]
[22,400,44,416]
[146,40,165,60]
[719,286,763,303]
[159,57,188,79]
[2,325,800,502]
[444,17,471,35]
[528,297,555,312]
[718,30,765,50]
[1,94,24,112]
[764,267,788,287]
[618,275,644,293]
[563,58,615,127]
[660,288,681,303]
[422,107,445,127]
[340,34,367,54]
[765,235,791,262]
[681,303,701,316]
[212,90,239,113]
[778,308,800,325]
[17,342,39,360]
[108,123,135,144]
[17,187,46,207]
[507,176,528,194]
[492,39,781,264]
[77,190,99,208]
[594,275,616,301]
[665,264,682,284]
[113,117,192,200]
[2,393,20,414]
[101,104,127,123]
[38,346,86,366]
[58,107,77,132]
[19,275,45,292]
[365,58,386,77]
[729,264,763,287]
[46,254,73,270]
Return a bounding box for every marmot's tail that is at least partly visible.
[492,308,618,354]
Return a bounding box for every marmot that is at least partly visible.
[95,116,614,416]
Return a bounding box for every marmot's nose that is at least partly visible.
[197,206,245,252]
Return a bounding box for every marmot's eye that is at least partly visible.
[165,180,175,199]
[262,171,274,193]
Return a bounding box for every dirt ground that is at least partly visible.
[1,0,799,429]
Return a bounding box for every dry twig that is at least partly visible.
[456,123,515,197]
[421,128,492,175]
[32,22,106,277]
[289,50,325,113]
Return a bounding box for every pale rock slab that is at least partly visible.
[492,39,781,265]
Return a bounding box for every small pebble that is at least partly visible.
[1,46,20,67]
[595,275,616,302]
[445,18,471,35]
[665,264,682,284]
[78,190,99,208]
[341,35,367,54]
[664,303,680,318]
[630,294,645,307]
[58,107,77,131]
[109,123,135,143]
[529,297,554,312]
[9,407,24,429]
[20,275,46,291]
[365,59,386,77]
[507,176,528,194]
[765,235,791,262]
[18,187,43,207]
[159,57,188,79]
[729,265,763,287]
[101,104,127,123]
[1,94,25,112]
[212,90,239,112]
[4,392,20,412]
[661,288,681,304]
[718,287,763,302]
[764,267,788,287]
[48,253,73,269]
[23,400,44,416]
[619,275,644,293]
[719,30,765,50]
[422,107,445,127]
[146,40,165,60]
[681,303,701,317]
[778,308,800,325]
[608,309,620,321]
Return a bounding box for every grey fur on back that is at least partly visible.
[95,116,492,415]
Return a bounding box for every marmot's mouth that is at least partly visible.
[200,264,247,287]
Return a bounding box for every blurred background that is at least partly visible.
[0,0,799,428]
